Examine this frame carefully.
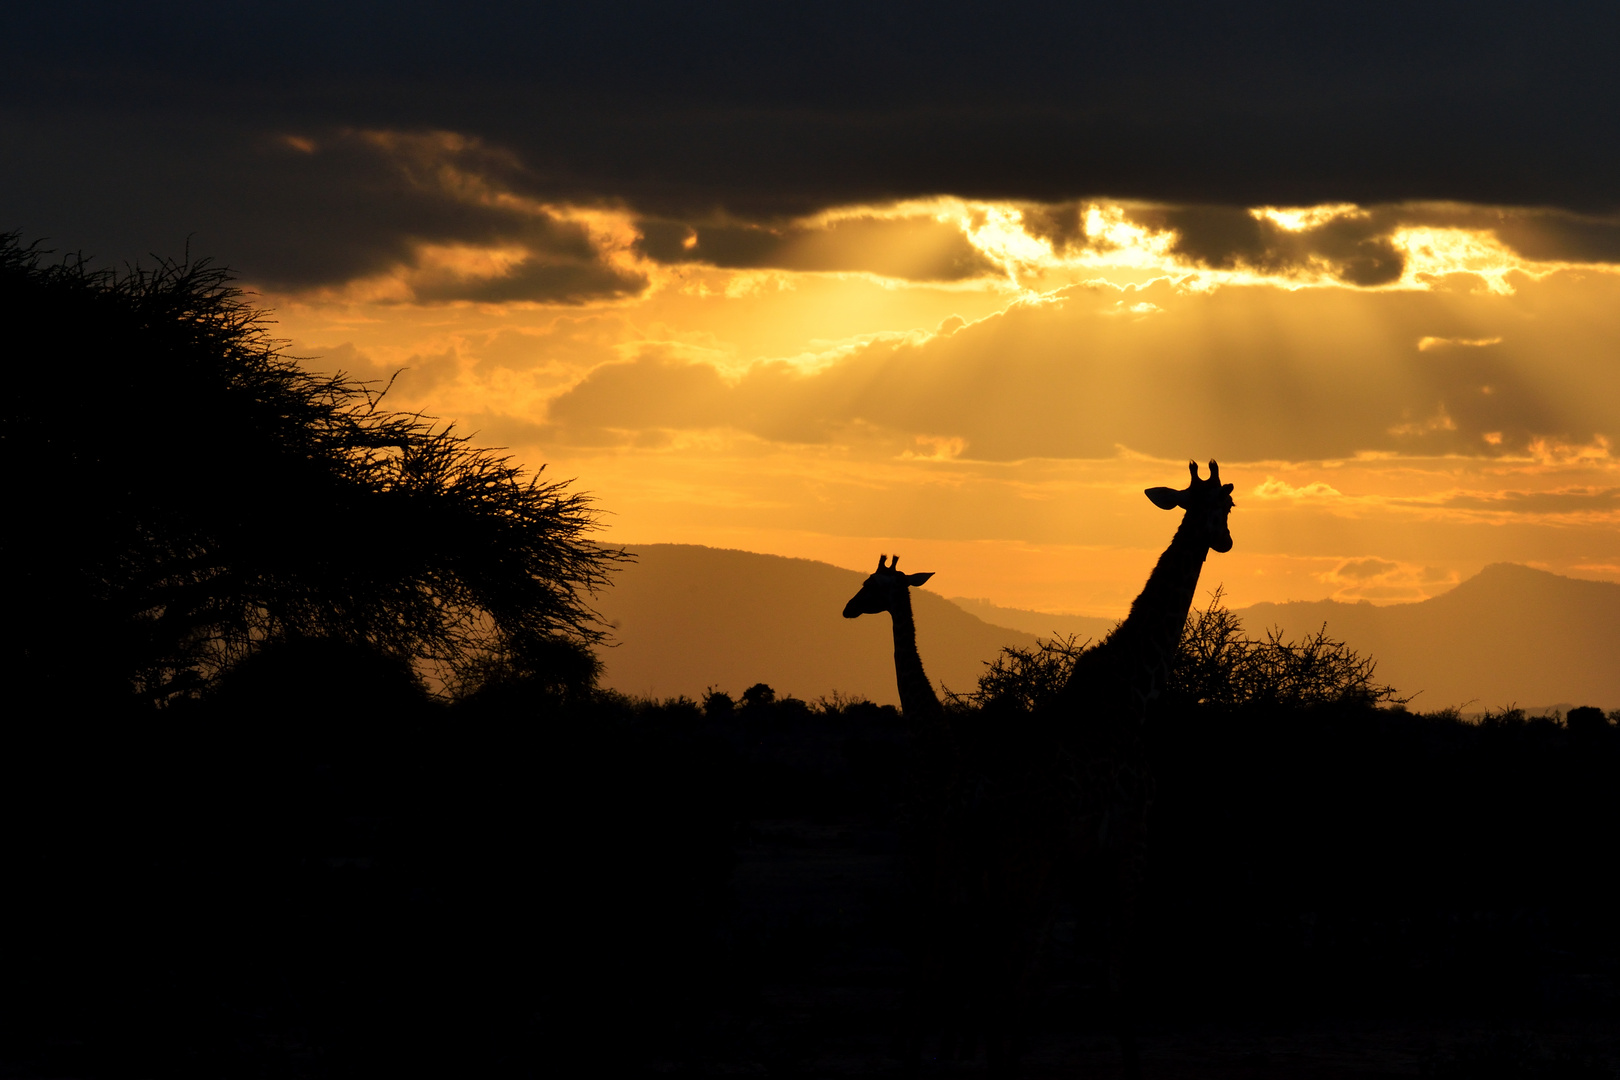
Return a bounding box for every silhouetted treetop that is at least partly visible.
[1,233,626,704]
[961,587,1402,716]
[956,633,1090,715]
[1172,586,1405,708]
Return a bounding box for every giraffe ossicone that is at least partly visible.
[842,554,936,621]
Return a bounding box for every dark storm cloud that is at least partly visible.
[4,2,1620,282]
[0,118,644,301]
[634,214,997,281]
[1328,203,1620,271]
[1059,203,1620,286]
[1124,206,1407,287]
[1455,208,1620,265]
[629,199,1620,286]
[1018,202,1090,253]
[1,117,483,286]
[413,256,646,304]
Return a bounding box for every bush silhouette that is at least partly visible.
[958,632,1090,714]
[1171,586,1405,707]
[449,631,604,704]
[1,234,625,705]
[962,588,1402,714]
[1565,705,1612,734]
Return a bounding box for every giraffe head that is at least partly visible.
[1145,459,1235,553]
[842,554,935,618]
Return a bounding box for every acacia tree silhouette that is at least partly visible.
[1,233,626,705]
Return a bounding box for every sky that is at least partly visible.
[5,3,1619,616]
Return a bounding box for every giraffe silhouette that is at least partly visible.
[843,557,1050,1072]
[842,555,964,1069]
[842,554,945,729]
[1052,458,1235,1078]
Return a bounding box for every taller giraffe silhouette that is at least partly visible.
[1057,458,1235,1079]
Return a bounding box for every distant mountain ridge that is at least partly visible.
[944,597,1118,644]
[595,548,1620,711]
[1230,564,1620,711]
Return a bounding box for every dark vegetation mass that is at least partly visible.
[3,236,1618,1076]
[0,233,623,707]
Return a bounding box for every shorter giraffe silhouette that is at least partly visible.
[843,557,1048,1070]
[842,555,964,1069]
[842,554,945,729]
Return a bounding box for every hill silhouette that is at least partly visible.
[1235,563,1620,710]
[594,545,1039,703]
[596,550,1619,710]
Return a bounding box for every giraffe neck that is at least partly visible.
[889,589,945,724]
[1104,512,1211,709]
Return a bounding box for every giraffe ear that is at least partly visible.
[905,572,934,587]
[1145,486,1182,510]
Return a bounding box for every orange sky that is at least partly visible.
[257,189,1620,617]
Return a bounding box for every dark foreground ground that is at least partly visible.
[714,811,1618,1078]
[3,646,1617,1077]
